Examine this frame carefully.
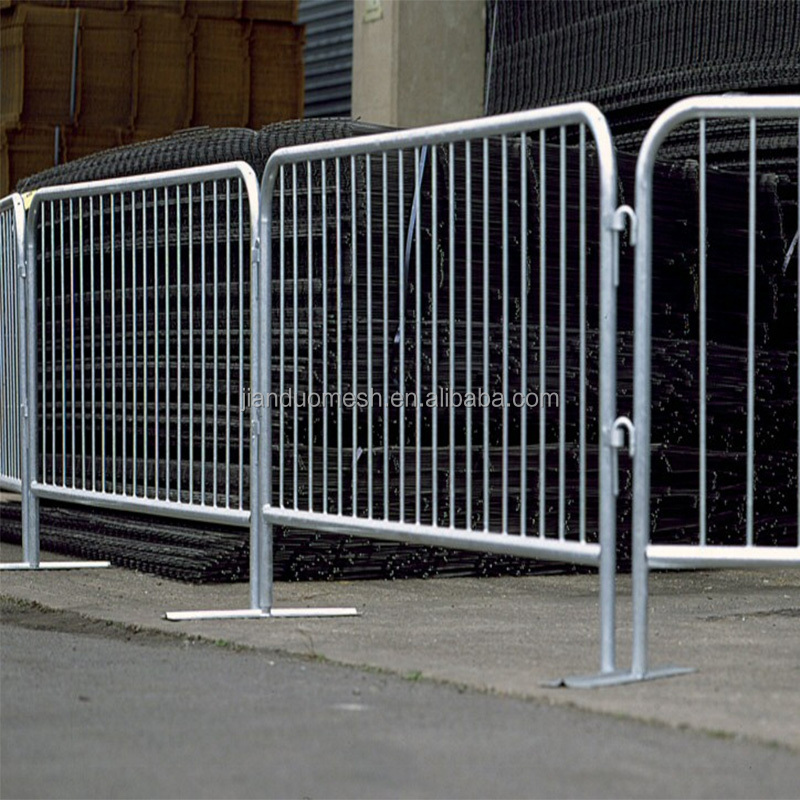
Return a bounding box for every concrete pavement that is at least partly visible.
[1,538,798,754]
[4,602,800,799]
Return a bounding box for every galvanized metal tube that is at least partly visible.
[99,196,106,492]
[366,154,374,518]
[279,168,285,507]
[578,125,587,544]
[292,165,298,511]
[336,159,343,515]
[322,160,329,509]
[131,192,139,495]
[264,506,602,567]
[23,196,39,564]
[539,131,546,539]
[448,142,456,527]
[123,192,129,495]
[166,185,173,498]
[225,180,231,508]
[201,183,207,505]
[520,132,528,537]
[176,186,182,502]
[43,204,50,482]
[79,200,86,490]
[632,121,657,679]
[89,198,95,490]
[307,163,314,512]
[558,128,566,540]
[398,150,406,523]
[465,142,473,530]
[351,155,358,516]
[746,117,756,548]
[415,148,422,524]
[699,119,707,546]
[164,187,172,498]
[237,182,244,510]
[483,138,489,532]
[431,146,438,523]
[188,185,194,501]
[111,196,117,494]
[142,189,148,496]
[154,187,161,498]
[213,182,219,506]
[69,198,76,488]
[501,134,509,534]
[59,200,66,487]
[382,153,389,519]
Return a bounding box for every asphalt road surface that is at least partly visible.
[2,601,799,800]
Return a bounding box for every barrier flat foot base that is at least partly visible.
[0,561,111,571]
[165,607,359,622]
[544,665,694,689]
[543,670,636,689]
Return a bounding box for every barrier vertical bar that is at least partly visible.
[699,119,707,546]
[746,117,756,548]
[501,135,509,534]
[558,128,567,541]
[414,148,422,524]
[431,147,438,524]
[520,132,528,537]
[465,141,473,530]
[538,131,546,539]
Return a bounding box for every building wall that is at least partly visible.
[351,0,485,128]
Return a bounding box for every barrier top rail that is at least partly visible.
[25,162,260,218]
[259,102,615,203]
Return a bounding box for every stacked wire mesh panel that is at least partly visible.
[485,0,800,160]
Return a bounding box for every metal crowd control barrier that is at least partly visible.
[628,95,800,683]
[1,194,25,493]
[3,163,261,571]
[171,103,633,686]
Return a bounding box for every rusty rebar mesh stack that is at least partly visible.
[2,120,797,580]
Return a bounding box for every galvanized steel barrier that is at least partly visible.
[169,104,633,687]
[2,162,260,570]
[7,97,794,685]
[628,96,800,682]
[0,194,25,493]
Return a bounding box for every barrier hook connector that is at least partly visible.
[611,415,635,458]
[610,416,635,498]
[611,205,637,247]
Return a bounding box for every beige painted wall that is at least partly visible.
[352,0,485,128]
